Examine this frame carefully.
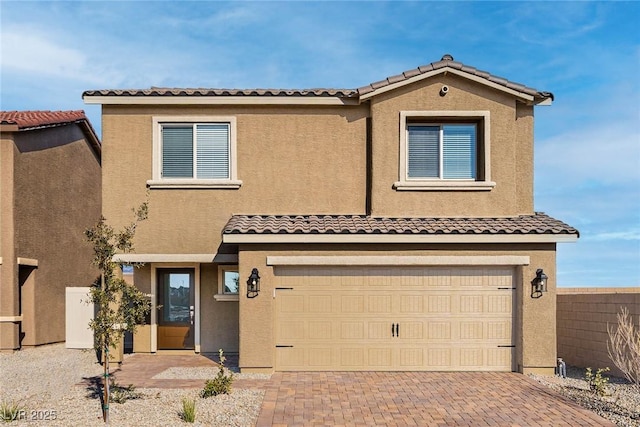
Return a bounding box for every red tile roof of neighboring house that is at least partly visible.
[82,55,553,102]
[0,110,101,158]
[0,110,88,130]
[223,212,579,236]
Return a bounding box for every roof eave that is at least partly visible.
[358,67,538,103]
[222,233,579,244]
[82,94,360,106]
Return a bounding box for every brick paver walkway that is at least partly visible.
[99,355,613,426]
[256,372,614,427]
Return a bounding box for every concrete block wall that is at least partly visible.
[557,287,639,379]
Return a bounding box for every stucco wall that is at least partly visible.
[101,76,537,254]
[0,135,19,349]
[370,74,535,217]
[101,104,368,254]
[557,288,640,378]
[11,125,101,346]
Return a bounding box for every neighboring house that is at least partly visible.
[83,55,578,375]
[0,111,101,350]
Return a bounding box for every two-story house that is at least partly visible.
[83,55,578,375]
[0,110,101,350]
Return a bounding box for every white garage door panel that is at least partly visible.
[275,266,515,371]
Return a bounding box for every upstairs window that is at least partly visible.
[162,124,230,179]
[150,116,240,189]
[395,111,494,191]
[408,124,476,180]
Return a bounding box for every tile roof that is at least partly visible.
[357,54,553,101]
[82,55,552,102]
[83,88,358,98]
[0,110,89,130]
[223,213,579,236]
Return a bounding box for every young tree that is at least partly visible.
[85,202,151,423]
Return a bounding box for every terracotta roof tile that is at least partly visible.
[223,213,579,236]
[83,55,553,102]
[0,110,88,130]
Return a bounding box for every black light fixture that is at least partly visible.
[531,268,548,297]
[246,268,260,298]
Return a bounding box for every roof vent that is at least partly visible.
[441,54,454,61]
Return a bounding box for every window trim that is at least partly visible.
[149,115,242,189]
[394,111,495,191]
[214,265,240,301]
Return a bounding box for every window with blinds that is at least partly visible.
[407,124,476,180]
[161,123,230,180]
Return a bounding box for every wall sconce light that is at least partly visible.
[531,268,548,297]
[246,268,260,298]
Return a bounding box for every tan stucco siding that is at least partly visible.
[369,74,534,217]
[200,263,239,353]
[237,243,556,374]
[102,105,368,254]
[12,125,101,346]
[515,103,534,214]
[0,135,19,349]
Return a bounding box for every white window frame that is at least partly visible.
[394,111,495,191]
[214,265,240,301]
[148,116,242,189]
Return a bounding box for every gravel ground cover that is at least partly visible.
[530,366,640,427]
[0,344,263,426]
[153,367,271,381]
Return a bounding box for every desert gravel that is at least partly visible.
[530,366,640,427]
[0,344,263,426]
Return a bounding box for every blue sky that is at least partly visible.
[1,1,638,287]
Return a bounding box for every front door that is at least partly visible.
[157,268,195,350]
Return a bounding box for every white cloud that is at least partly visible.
[2,31,86,77]
[587,229,640,242]
[536,119,640,186]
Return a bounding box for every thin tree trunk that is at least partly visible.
[101,272,110,424]
[104,343,110,424]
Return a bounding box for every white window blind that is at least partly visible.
[443,125,476,179]
[407,124,476,180]
[162,126,193,178]
[408,126,439,178]
[196,124,229,179]
[161,123,230,180]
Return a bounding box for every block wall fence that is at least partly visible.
[557,287,639,379]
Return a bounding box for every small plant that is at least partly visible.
[200,349,234,398]
[0,399,25,422]
[585,367,610,396]
[607,306,640,387]
[180,397,196,423]
[109,379,144,404]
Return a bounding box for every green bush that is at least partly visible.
[585,367,610,396]
[180,397,196,423]
[110,379,144,403]
[200,349,234,398]
[0,399,25,422]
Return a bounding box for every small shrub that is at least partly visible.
[585,367,610,396]
[607,306,640,387]
[200,349,234,398]
[0,399,25,422]
[110,379,144,403]
[180,397,196,423]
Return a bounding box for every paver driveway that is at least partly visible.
[255,371,613,427]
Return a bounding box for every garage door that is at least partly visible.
[274,266,515,371]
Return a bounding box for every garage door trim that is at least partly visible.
[267,255,530,266]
